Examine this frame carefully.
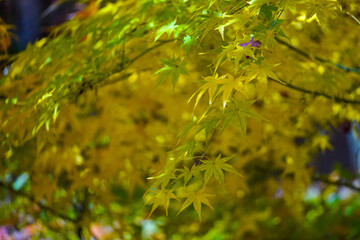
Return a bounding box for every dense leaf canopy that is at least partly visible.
[1,0,360,239]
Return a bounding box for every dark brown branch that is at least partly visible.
[126,39,176,68]
[97,39,176,87]
[200,128,218,161]
[0,181,77,223]
[57,39,176,100]
[275,37,360,74]
[269,77,360,105]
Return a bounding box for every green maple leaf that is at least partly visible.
[222,100,266,135]
[259,4,278,21]
[154,19,178,42]
[155,56,188,89]
[177,166,193,186]
[177,188,214,221]
[181,35,198,53]
[177,118,197,141]
[199,116,220,138]
[146,188,179,217]
[173,140,199,158]
[197,154,241,187]
[177,165,201,186]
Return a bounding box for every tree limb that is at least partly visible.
[276,37,360,74]
[97,39,176,87]
[269,77,360,105]
[312,175,360,192]
[0,181,77,223]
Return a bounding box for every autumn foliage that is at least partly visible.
[1,0,360,239]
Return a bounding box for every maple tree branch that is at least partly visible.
[275,37,360,74]
[126,39,177,68]
[312,175,360,192]
[97,39,176,87]
[0,181,77,223]
[58,39,176,100]
[269,77,360,105]
[200,128,218,161]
